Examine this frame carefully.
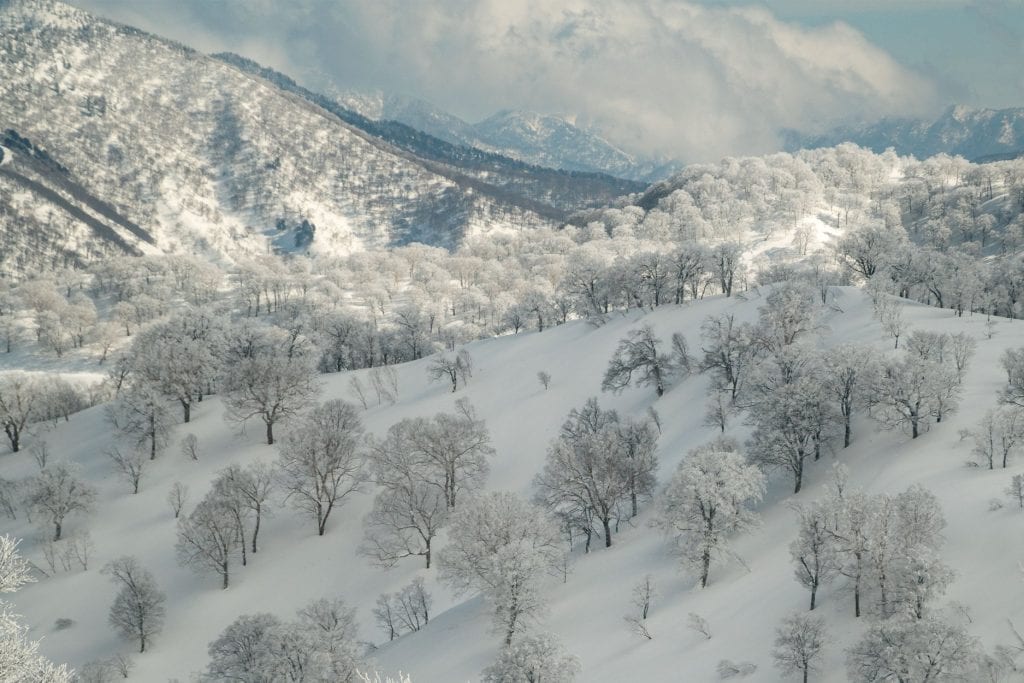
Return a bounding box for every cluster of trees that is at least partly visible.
[204,598,364,681]
[534,399,658,551]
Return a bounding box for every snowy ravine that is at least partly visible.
[3,287,1024,681]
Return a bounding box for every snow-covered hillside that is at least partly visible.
[4,287,1023,681]
[0,0,612,277]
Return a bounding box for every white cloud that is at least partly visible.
[73,0,941,162]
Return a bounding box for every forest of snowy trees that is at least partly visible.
[7,143,1024,680]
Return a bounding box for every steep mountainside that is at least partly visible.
[0,0,638,277]
[334,89,679,181]
[785,105,1024,162]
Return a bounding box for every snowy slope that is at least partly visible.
[4,287,1024,681]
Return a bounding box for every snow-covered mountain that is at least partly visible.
[335,89,680,182]
[785,105,1024,162]
[0,0,641,278]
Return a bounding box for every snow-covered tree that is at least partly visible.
[106,382,174,460]
[24,463,96,541]
[481,633,581,683]
[872,355,961,439]
[175,493,241,589]
[102,556,166,653]
[107,447,146,495]
[822,344,876,448]
[369,400,493,510]
[656,441,765,588]
[790,500,838,611]
[0,372,41,453]
[220,323,319,445]
[1007,474,1024,509]
[0,534,72,681]
[968,406,1024,469]
[600,324,687,396]
[534,399,641,549]
[277,399,366,537]
[773,613,826,683]
[167,482,189,519]
[700,314,758,402]
[846,616,979,682]
[624,575,656,640]
[361,478,447,569]
[439,492,564,645]
[427,349,473,392]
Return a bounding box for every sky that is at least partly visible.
[71,0,1024,163]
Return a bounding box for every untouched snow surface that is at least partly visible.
[3,287,1024,681]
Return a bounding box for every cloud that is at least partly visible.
[72,0,940,162]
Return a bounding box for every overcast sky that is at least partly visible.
[71,0,1024,162]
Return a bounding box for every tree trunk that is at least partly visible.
[251,512,261,554]
[844,418,851,449]
[54,520,61,541]
[182,400,191,424]
[603,517,612,548]
[222,562,229,589]
[424,541,431,569]
[810,582,817,611]
[700,548,711,588]
[266,420,274,445]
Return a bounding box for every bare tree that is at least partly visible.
[624,575,656,640]
[175,494,241,589]
[102,556,166,653]
[167,482,189,519]
[427,349,473,392]
[107,382,174,460]
[24,463,96,540]
[220,324,319,445]
[0,372,41,453]
[537,371,552,390]
[277,400,367,536]
[773,613,826,683]
[601,324,686,397]
[180,433,200,461]
[108,447,145,494]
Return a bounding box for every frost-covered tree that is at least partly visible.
[102,556,166,653]
[439,492,564,645]
[167,482,189,519]
[106,382,174,460]
[773,613,826,683]
[24,463,96,541]
[822,344,876,448]
[0,535,72,682]
[656,441,765,588]
[206,599,363,682]
[846,616,979,682]
[220,323,319,445]
[748,378,837,494]
[369,400,493,510]
[534,399,651,548]
[1007,474,1024,509]
[600,324,687,396]
[968,406,1024,469]
[756,281,822,352]
[624,575,656,640]
[0,372,41,453]
[481,633,581,683]
[108,447,145,495]
[700,314,758,402]
[277,399,367,537]
[175,494,241,589]
[790,501,838,611]
[361,478,447,569]
[872,355,960,439]
[394,577,431,633]
[427,349,473,392]
[128,317,218,423]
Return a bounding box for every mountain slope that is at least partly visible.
[3,288,1021,681]
[786,105,1024,162]
[0,0,617,276]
